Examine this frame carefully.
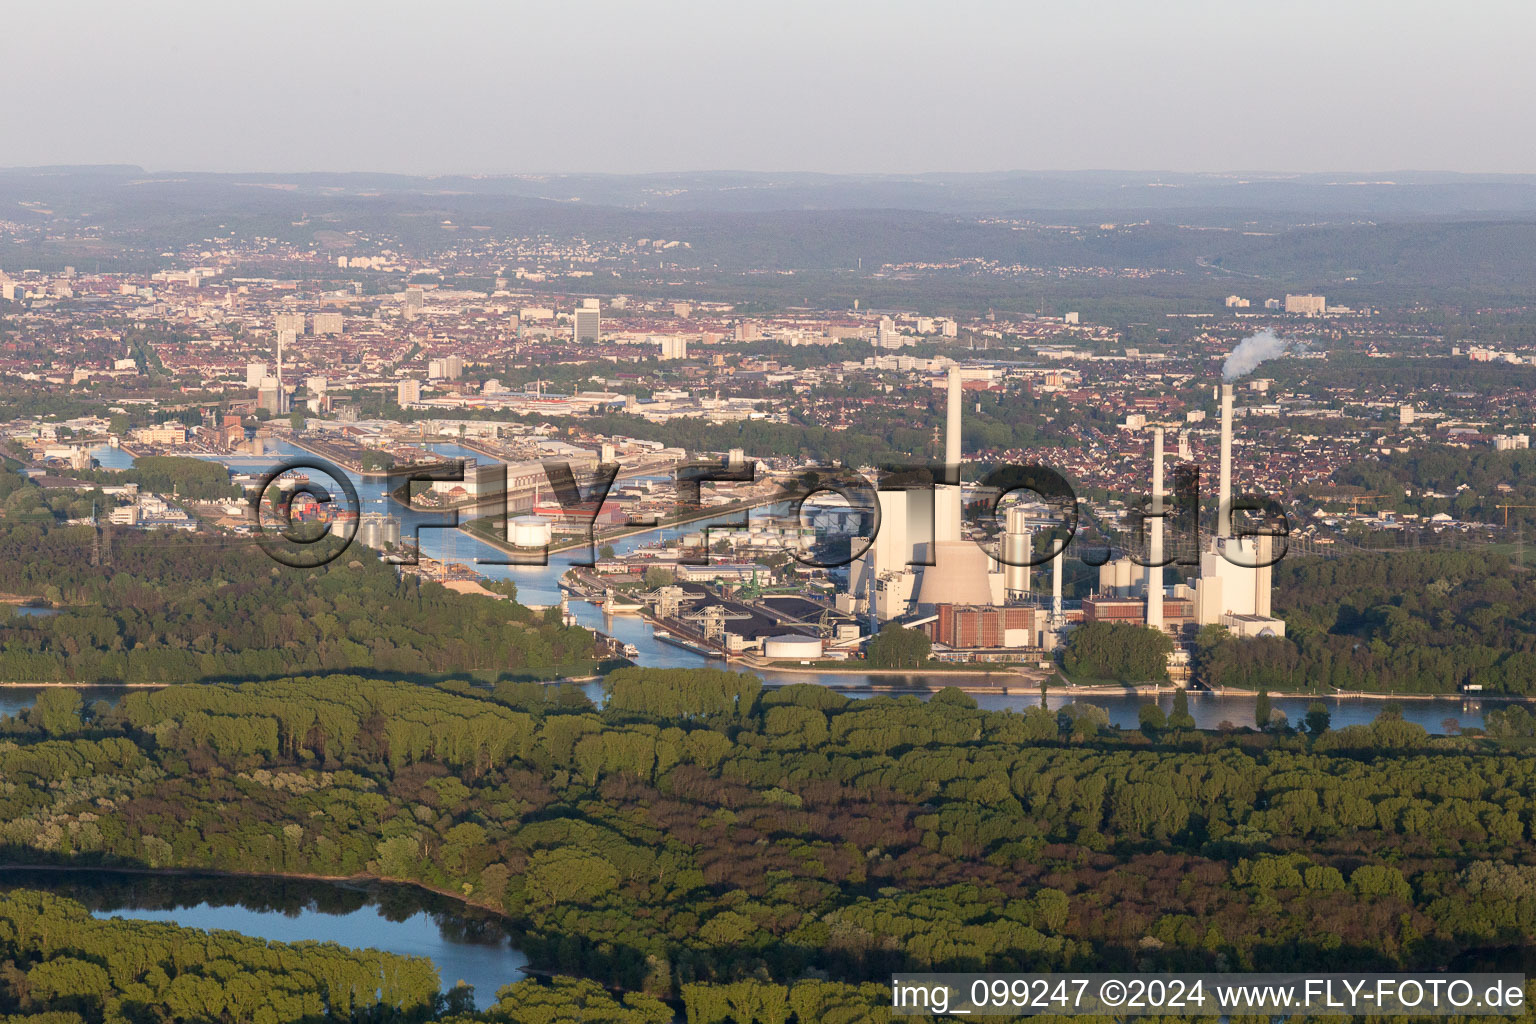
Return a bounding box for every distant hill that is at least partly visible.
[6,166,1536,300]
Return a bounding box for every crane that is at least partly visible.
[1496,504,1536,526]
[1332,494,1387,514]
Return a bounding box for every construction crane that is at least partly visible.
[1342,494,1388,513]
[1496,504,1536,526]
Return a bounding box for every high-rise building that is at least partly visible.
[274,313,305,335]
[1284,294,1327,316]
[574,299,601,343]
[397,380,422,406]
[428,355,464,380]
[245,362,267,388]
[404,288,425,316]
[656,335,688,360]
[313,312,344,335]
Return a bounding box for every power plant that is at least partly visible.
[844,367,1284,658]
[1190,383,1284,637]
[846,366,1006,625]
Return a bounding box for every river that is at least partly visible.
[0,868,527,1010]
[0,444,1501,1000]
[21,439,1483,735]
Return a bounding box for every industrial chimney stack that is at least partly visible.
[1217,383,1234,539]
[935,365,964,544]
[1146,426,1164,630]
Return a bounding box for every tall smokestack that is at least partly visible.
[1146,427,1164,630]
[1051,547,1063,623]
[1218,383,1233,539]
[934,365,964,543]
[945,365,962,468]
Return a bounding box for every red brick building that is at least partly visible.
[1081,596,1194,627]
[929,604,1038,648]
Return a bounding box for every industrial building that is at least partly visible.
[1190,383,1284,636]
[928,604,1038,649]
[845,365,1016,621]
[841,365,1283,660]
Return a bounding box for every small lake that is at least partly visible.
[0,869,527,1010]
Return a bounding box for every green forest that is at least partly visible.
[0,517,597,685]
[4,671,1536,1022]
[71,456,244,502]
[1197,548,1536,694]
[1062,622,1173,683]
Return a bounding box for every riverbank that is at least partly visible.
[1205,686,1516,702]
[0,861,510,920]
[466,495,782,558]
[0,681,164,689]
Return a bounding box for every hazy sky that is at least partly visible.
[5,0,1534,175]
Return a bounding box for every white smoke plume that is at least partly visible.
[1222,330,1301,380]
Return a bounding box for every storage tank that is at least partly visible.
[507,516,552,548]
[763,635,823,661]
[1003,505,1031,598]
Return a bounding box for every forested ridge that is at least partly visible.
[5,672,1536,1022]
[0,522,596,685]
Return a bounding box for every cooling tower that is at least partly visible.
[914,539,998,607]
